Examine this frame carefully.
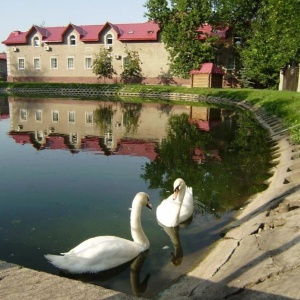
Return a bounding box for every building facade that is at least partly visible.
[2,20,231,86]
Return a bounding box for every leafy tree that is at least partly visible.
[92,47,116,82]
[145,0,217,78]
[120,47,144,84]
[240,0,300,88]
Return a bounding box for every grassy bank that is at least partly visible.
[1,82,300,143]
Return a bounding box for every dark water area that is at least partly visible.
[0,96,273,297]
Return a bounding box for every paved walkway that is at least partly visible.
[1,100,299,300]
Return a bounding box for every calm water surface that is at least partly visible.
[0,96,272,297]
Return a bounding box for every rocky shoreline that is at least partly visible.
[157,101,300,300]
[0,97,299,299]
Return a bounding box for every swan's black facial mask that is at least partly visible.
[173,185,180,200]
[146,198,152,210]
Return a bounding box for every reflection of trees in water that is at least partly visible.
[121,103,142,133]
[142,111,272,216]
[94,105,115,134]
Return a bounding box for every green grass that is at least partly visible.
[1,82,300,143]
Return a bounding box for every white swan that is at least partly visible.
[179,185,193,224]
[156,178,193,227]
[45,192,152,274]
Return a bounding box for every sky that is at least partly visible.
[0,0,148,53]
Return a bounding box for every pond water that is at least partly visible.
[0,96,272,298]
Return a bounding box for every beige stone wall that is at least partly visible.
[7,28,171,84]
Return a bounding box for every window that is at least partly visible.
[70,133,78,144]
[51,57,58,69]
[85,57,92,69]
[33,58,40,70]
[67,57,74,69]
[18,58,25,70]
[35,110,42,121]
[226,54,235,70]
[68,111,75,123]
[36,131,44,142]
[70,35,76,46]
[20,109,27,121]
[33,36,40,47]
[85,112,93,125]
[105,33,113,45]
[52,111,59,122]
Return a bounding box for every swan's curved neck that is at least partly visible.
[130,204,149,249]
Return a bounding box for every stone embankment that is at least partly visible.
[0,91,299,300]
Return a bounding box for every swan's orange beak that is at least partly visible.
[173,188,179,200]
[146,203,152,210]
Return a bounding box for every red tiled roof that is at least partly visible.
[196,24,228,40]
[81,137,103,151]
[47,136,68,150]
[116,141,157,160]
[2,20,160,45]
[9,132,31,144]
[190,62,224,75]
[0,53,7,60]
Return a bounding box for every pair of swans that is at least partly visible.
[45,178,193,274]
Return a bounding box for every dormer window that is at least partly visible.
[128,31,134,34]
[70,35,76,46]
[33,36,40,47]
[105,33,113,45]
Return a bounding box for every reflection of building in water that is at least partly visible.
[189,106,228,131]
[8,97,234,161]
[8,97,189,157]
[0,97,9,120]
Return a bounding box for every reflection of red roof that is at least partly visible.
[10,132,31,144]
[116,141,157,160]
[81,137,103,151]
[190,62,224,75]
[47,136,68,150]
[0,114,9,119]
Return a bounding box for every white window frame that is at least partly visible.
[20,109,27,121]
[50,57,58,69]
[18,58,25,70]
[85,112,93,125]
[68,111,75,123]
[33,36,40,47]
[35,110,42,122]
[33,57,41,70]
[52,110,59,123]
[69,34,76,46]
[67,57,74,70]
[84,56,93,69]
[105,33,113,45]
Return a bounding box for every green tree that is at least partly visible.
[145,0,216,78]
[120,47,144,84]
[92,47,116,81]
[240,0,300,88]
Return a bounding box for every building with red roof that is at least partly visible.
[2,20,230,85]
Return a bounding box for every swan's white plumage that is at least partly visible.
[156,178,193,227]
[45,192,151,274]
[179,186,193,223]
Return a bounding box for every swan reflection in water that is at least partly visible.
[60,250,151,297]
[162,225,183,266]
